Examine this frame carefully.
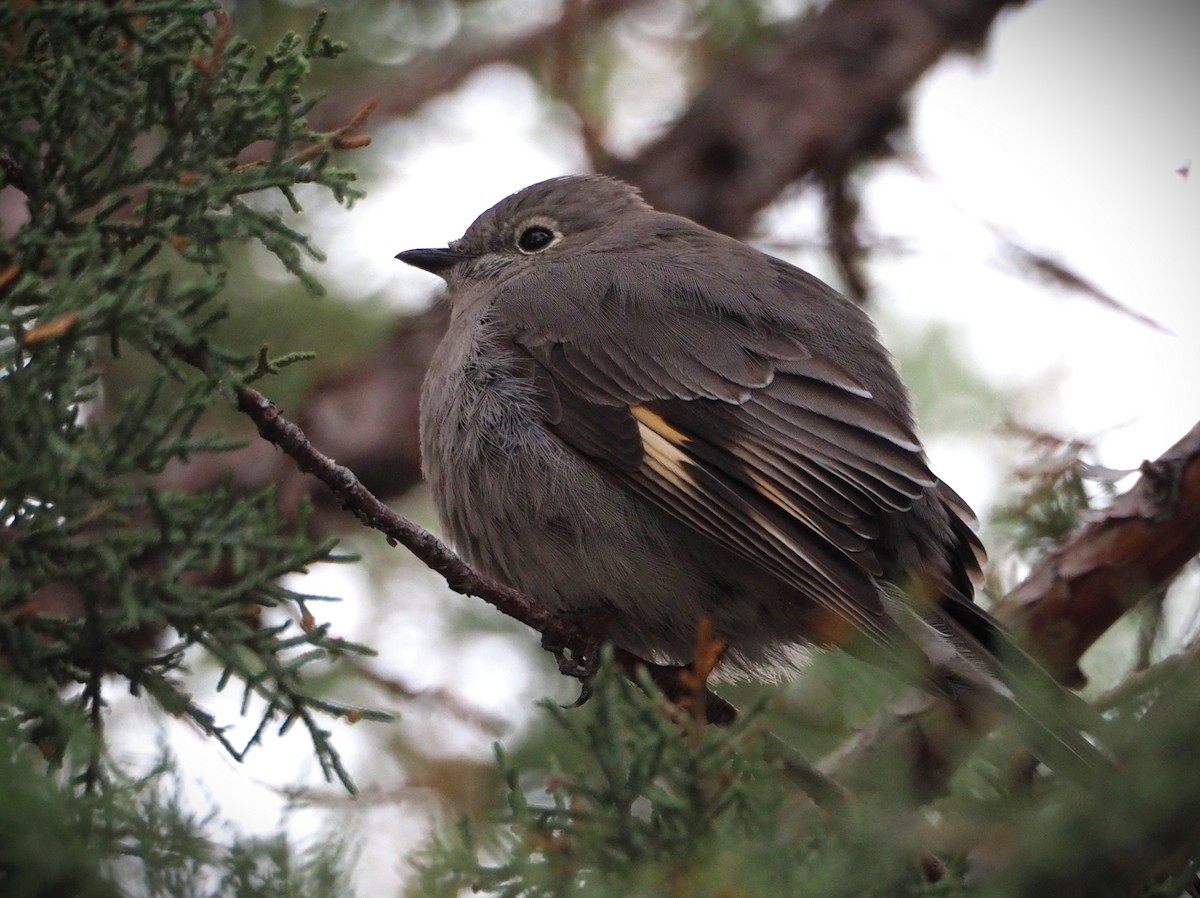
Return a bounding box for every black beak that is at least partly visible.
[395,247,471,275]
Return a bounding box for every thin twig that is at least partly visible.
[235,385,588,651]
[342,654,510,737]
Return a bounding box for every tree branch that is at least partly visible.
[234,384,589,653]
[296,0,648,135]
[612,0,1028,234]
[994,419,1200,686]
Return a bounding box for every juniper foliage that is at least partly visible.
[1,2,373,892]
[415,650,1200,898]
[417,661,951,898]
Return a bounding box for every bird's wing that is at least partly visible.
[495,250,979,664]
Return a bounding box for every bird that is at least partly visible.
[397,174,1082,748]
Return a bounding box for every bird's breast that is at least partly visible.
[420,325,630,587]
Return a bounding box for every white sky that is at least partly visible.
[115,1,1200,891]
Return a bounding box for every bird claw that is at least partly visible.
[564,679,593,709]
[541,633,600,678]
[542,605,612,680]
[551,645,597,708]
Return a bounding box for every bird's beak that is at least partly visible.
[395,247,471,275]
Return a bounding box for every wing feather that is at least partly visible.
[767,375,921,450]
[728,433,883,535]
[738,396,931,508]
[633,405,879,562]
[634,413,887,626]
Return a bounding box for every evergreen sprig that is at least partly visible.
[0,716,349,898]
[0,0,377,796]
[418,659,947,898]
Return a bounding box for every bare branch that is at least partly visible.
[298,0,648,134]
[994,419,1200,686]
[612,0,1028,235]
[234,384,590,653]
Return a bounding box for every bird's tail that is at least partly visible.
[879,585,1112,784]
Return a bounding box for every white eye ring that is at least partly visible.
[515,220,560,254]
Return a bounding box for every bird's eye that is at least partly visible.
[516,225,556,253]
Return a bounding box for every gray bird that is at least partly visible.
[399,174,1006,699]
